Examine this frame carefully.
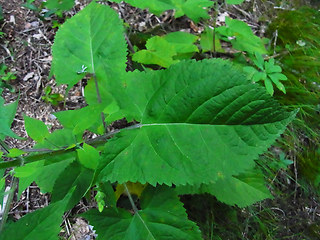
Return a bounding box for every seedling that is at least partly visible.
[0,64,16,93]
[244,52,287,95]
[41,86,64,106]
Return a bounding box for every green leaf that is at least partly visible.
[0,196,69,240]
[0,96,20,140]
[268,75,286,94]
[82,186,202,240]
[77,143,100,170]
[51,161,94,210]
[252,71,267,82]
[44,0,75,17]
[174,0,214,23]
[133,32,198,67]
[95,181,117,211]
[264,78,274,95]
[97,59,296,186]
[226,0,245,4]
[6,148,25,158]
[34,128,78,150]
[15,153,75,197]
[200,27,223,53]
[117,0,213,23]
[217,17,266,54]
[24,115,50,142]
[163,31,199,55]
[52,1,127,91]
[133,36,178,68]
[253,52,265,70]
[177,168,272,207]
[54,105,105,135]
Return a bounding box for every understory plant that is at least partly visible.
[0,1,297,239]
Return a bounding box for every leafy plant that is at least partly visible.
[41,86,64,106]
[23,0,75,18]
[243,52,287,95]
[132,31,199,68]
[0,1,297,239]
[216,17,267,54]
[200,26,223,53]
[0,64,16,93]
[112,0,214,23]
[43,0,75,17]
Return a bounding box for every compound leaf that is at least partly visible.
[98,59,296,186]
[82,186,202,240]
[52,1,127,91]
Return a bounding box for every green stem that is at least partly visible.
[0,124,142,170]
[92,74,107,132]
[0,140,23,232]
[123,183,156,240]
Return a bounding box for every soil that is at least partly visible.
[0,0,319,239]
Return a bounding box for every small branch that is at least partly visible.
[0,124,142,170]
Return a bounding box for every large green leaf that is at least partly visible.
[0,96,19,140]
[82,186,202,240]
[51,161,94,210]
[113,0,213,22]
[177,167,272,207]
[0,195,69,240]
[98,59,296,186]
[52,1,127,91]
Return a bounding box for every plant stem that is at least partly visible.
[0,123,142,170]
[123,183,138,213]
[123,183,156,240]
[0,140,23,232]
[92,74,107,132]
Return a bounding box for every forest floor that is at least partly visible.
[0,0,320,239]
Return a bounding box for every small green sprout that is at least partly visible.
[244,52,287,95]
[41,86,64,106]
[0,64,16,92]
